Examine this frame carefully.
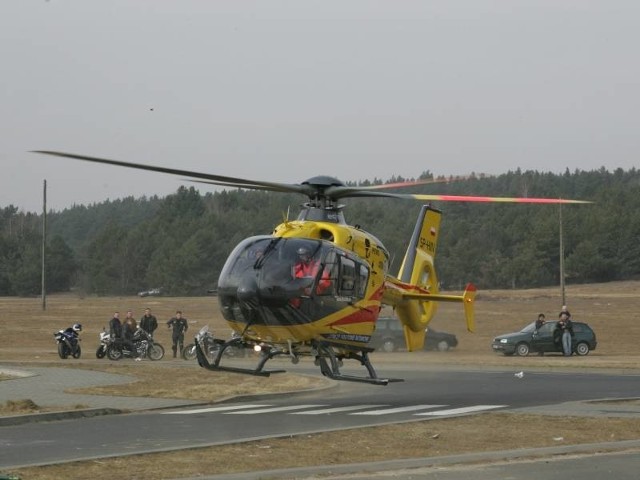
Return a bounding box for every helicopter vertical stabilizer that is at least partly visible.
[394,205,441,351]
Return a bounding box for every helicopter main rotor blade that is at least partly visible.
[405,193,592,204]
[324,188,590,204]
[325,176,469,198]
[32,150,307,194]
[33,150,590,204]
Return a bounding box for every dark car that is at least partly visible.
[370,316,458,353]
[492,320,597,356]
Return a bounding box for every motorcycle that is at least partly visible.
[106,327,165,361]
[182,326,246,361]
[54,329,81,359]
[96,328,111,359]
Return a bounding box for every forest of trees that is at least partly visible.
[1,168,639,296]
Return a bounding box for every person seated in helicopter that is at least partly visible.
[293,247,320,278]
[293,247,332,294]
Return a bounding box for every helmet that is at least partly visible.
[296,247,311,262]
[72,323,82,332]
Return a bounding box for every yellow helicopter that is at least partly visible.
[34,151,589,385]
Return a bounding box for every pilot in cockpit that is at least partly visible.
[293,247,319,279]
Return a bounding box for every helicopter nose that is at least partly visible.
[237,276,259,303]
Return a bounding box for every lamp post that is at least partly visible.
[41,180,47,311]
[559,203,565,306]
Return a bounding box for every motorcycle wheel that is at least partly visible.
[147,343,165,361]
[107,345,123,361]
[182,343,197,361]
[96,345,106,359]
[72,344,82,359]
[58,342,68,359]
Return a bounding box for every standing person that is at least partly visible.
[139,308,158,336]
[167,310,188,358]
[559,310,573,356]
[534,313,546,356]
[109,312,122,340]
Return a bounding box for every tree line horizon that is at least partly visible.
[1,167,638,296]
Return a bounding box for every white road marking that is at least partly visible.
[162,403,509,417]
[415,405,507,416]
[350,404,446,415]
[291,405,389,415]
[225,404,327,414]
[162,404,272,415]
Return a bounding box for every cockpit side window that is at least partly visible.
[357,264,369,297]
[337,256,369,299]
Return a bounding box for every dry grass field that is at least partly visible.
[2,281,640,479]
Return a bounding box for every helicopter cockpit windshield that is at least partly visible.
[217,235,370,326]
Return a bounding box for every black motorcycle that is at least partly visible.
[106,328,165,361]
[54,329,81,359]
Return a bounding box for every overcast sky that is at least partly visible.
[2,1,639,212]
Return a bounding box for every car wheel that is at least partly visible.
[515,343,530,356]
[436,340,449,352]
[381,339,396,353]
[575,342,590,356]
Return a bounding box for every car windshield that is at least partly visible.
[520,322,537,333]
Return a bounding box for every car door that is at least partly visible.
[532,321,558,352]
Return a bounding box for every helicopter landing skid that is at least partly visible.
[195,340,286,377]
[313,341,404,386]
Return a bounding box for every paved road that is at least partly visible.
[2,363,640,472]
[0,365,199,412]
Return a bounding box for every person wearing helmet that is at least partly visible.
[292,246,332,299]
[293,247,319,279]
[63,323,82,335]
[62,323,82,354]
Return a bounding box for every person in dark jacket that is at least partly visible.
[109,311,136,356]
[167,310,188,358]
[140,308,158,336]
[109,312,122,339]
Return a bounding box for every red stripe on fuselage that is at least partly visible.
[329,308,377,327]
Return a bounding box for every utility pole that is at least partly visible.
[42,180,47,311]
[559,203,566,306]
